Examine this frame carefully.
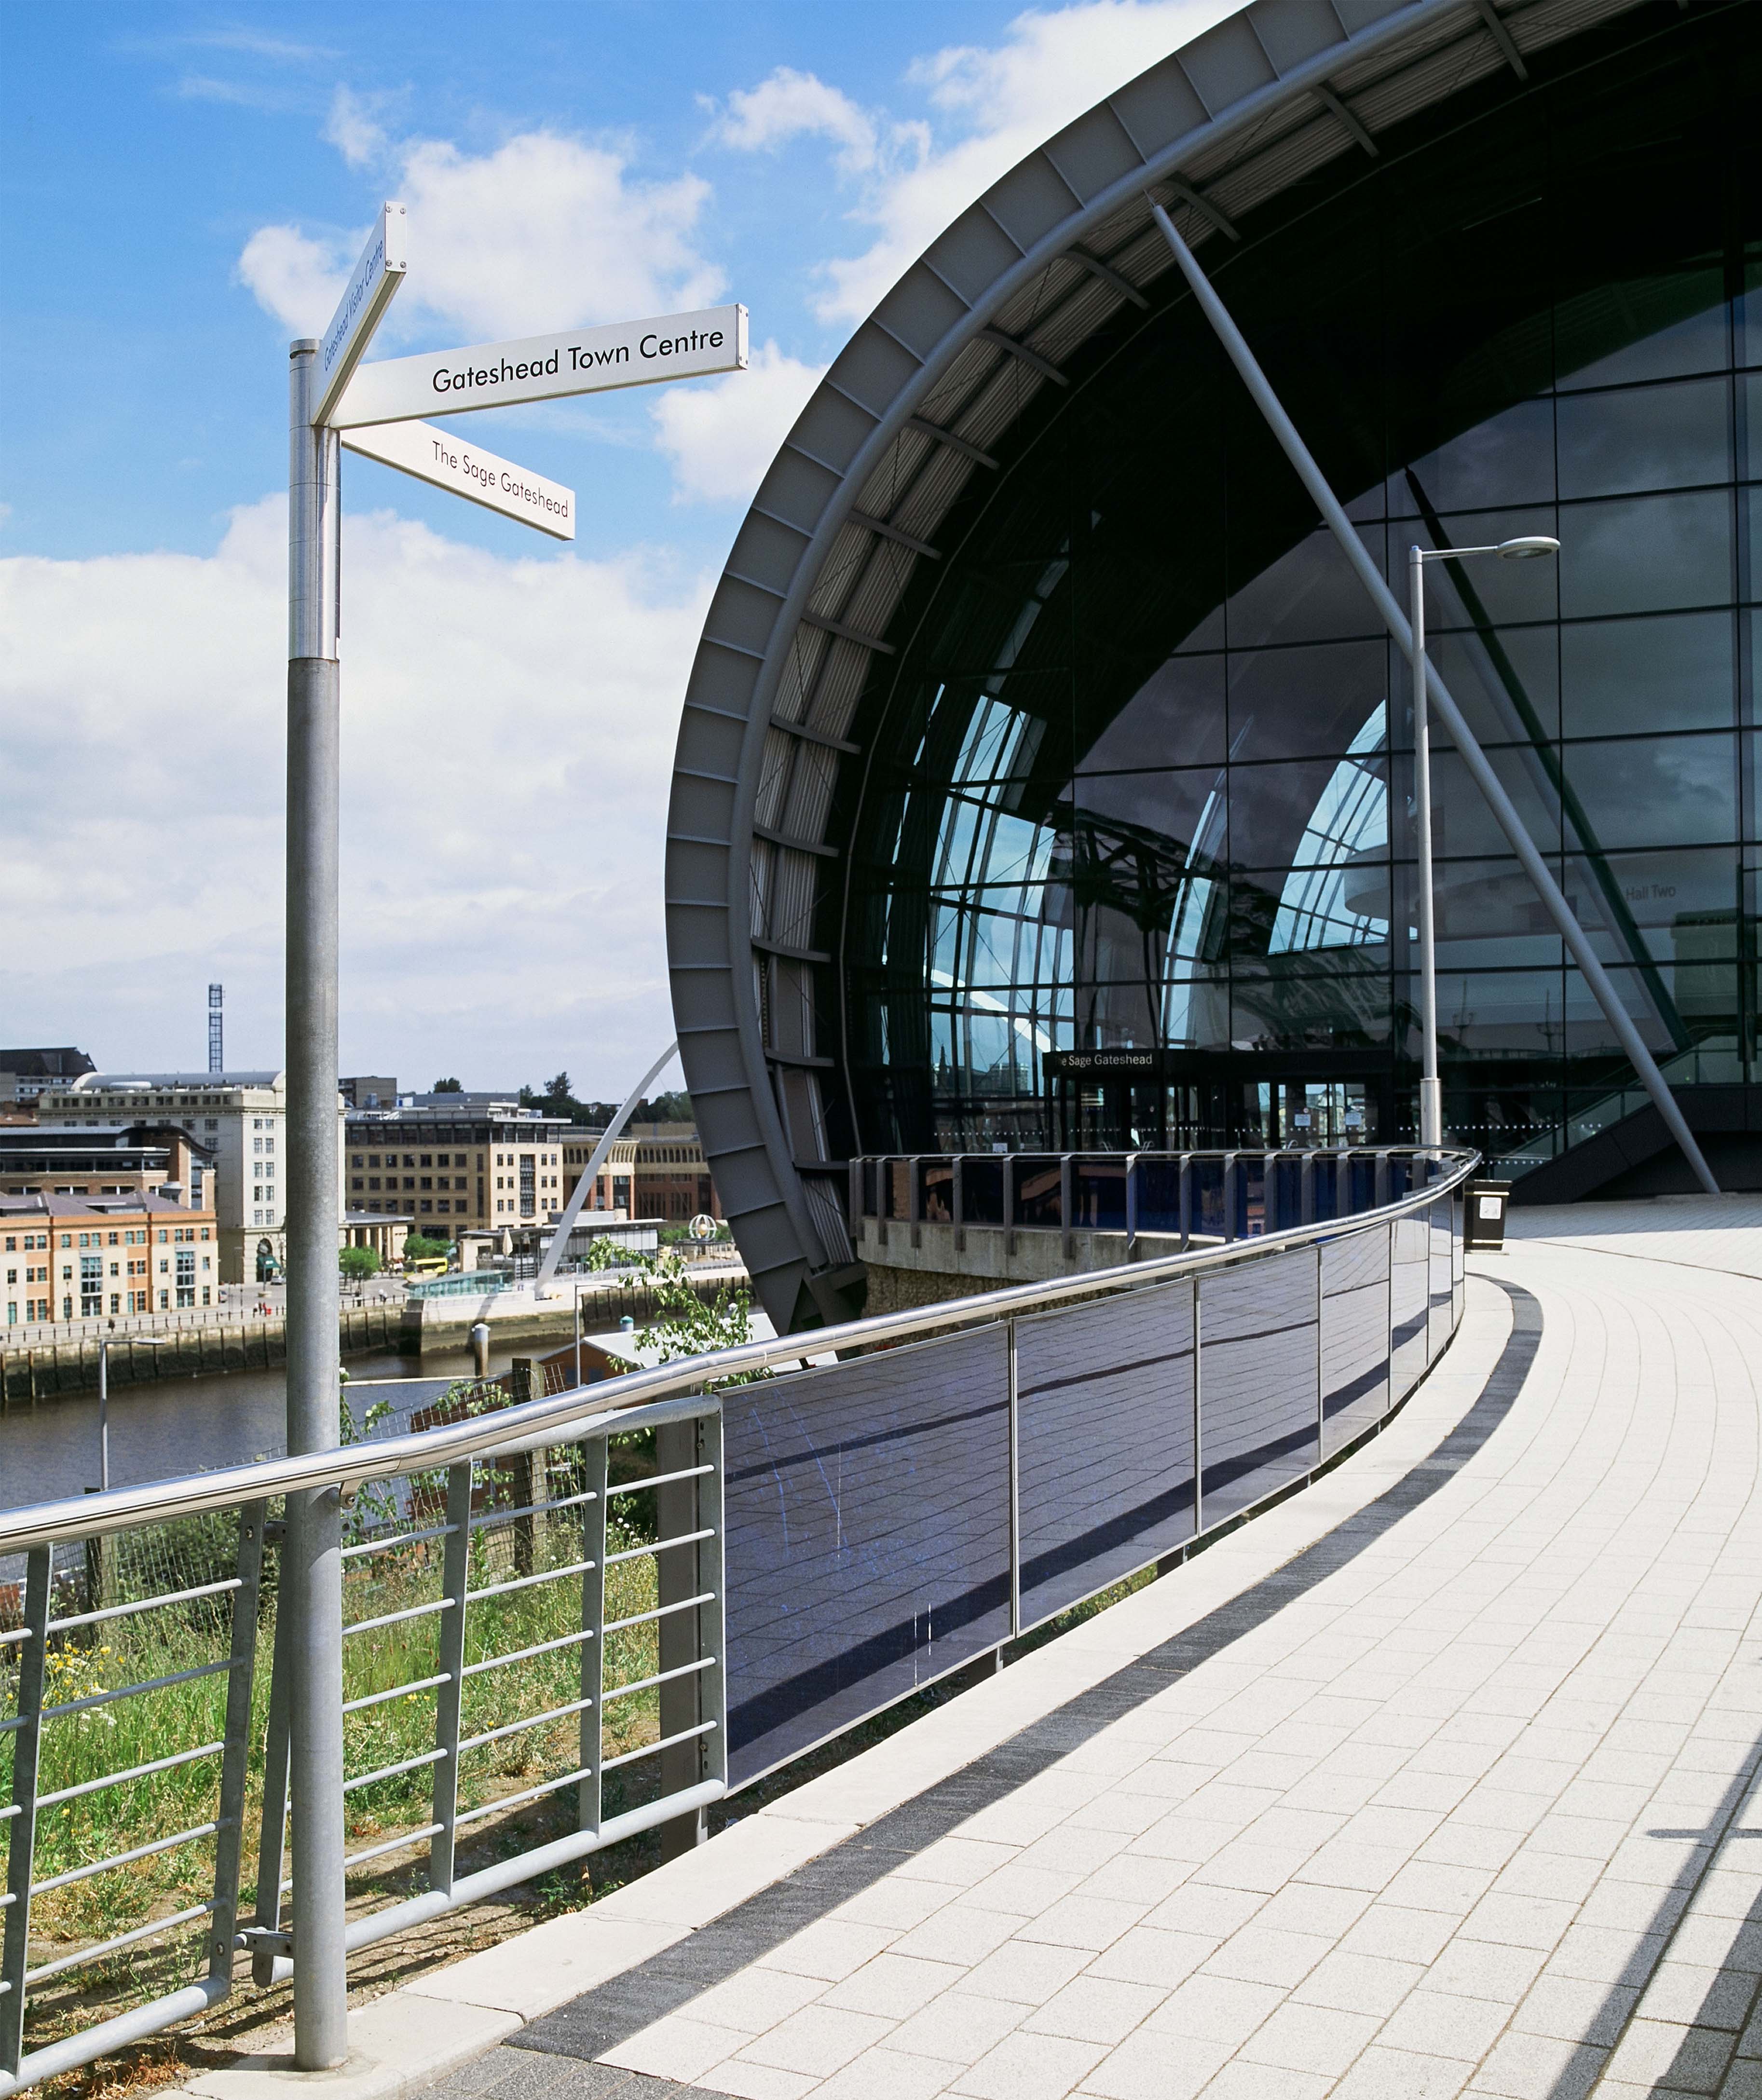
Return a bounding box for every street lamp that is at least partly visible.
[1409,534,1560,1146]
[94,1333,169,1493]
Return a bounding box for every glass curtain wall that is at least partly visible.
[838,4,1761,1159]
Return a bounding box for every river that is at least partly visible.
[0,1336,535,1514]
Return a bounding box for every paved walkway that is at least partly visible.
[200,1200,1762,2100]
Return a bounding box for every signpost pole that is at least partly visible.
[285,336,349,2069]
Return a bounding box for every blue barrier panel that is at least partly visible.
[721,1324,1011,1785]
[1015,1278,1195,1628]
[1321,1222,1392,1456]
[1198,1256,1319,1520]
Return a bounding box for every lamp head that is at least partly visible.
[1497,535,1560,560]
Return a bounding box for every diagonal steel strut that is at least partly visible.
[1148,199,1718,1197]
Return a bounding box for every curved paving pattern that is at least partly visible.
[413,1210,1762,2100]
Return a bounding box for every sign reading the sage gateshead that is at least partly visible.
[341,419,575,539]
[330,304,749,427]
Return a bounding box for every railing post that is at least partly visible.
[1125,1153,1139,1257]
[1300,1151,1315,1225]
[1060,1154,1074,1258]
[657,1417,708,1860]
[1314,1244,1325,1462]
[428,1462,472,1896]
[1376,1150,1391,1208]
[1007,1321,1021,1638]
[1179,1153,1192,1250]
[250,1539,293,1986]
[1191,1283,1205,1539]
[1003,1151,1016,1255]
[697,1407,728,1795]
[580,1434,607,1836]
[1223,1153,1238,1243]
[0,1547,50,2076]
[208,1504,268,1989]
[952,1155,965,1254]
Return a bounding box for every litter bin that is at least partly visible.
[1464,1178,1509,1251]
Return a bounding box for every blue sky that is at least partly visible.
[1,0,1221,1092]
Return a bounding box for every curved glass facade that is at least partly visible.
[836,5,1761,1166]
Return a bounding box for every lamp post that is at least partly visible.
[94,1334,169,1493]
[1409,535,1560,1147]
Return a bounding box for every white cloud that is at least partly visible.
[240,125,722,343]
[651,341,827,505]
[0,505,710,1090]
[705,68,881,177]
[324,85,387,170]
[714,1,1240,325]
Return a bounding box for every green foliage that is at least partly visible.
[585,1234,646,1272]
[646,1250,763,1383]
[339,1244,381,1279]
[402,1233,451,1263]
[431,1077,463,1092]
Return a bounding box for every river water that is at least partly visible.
[0,1337,534,1514]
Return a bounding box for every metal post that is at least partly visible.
[1411,545,1442,1148]
[580,1435,607,1835]
[656,1418,707,1859]
[0,1548,50,2075]
[97,1337,109,1492]
[1148,200,1719,1198]
[285,336,348,2070]
[1191,1284,1204,1538]
[574,1290,583,1391]
[428,1463,471,1896]
[209,1505,268,1986]
[1007,1320,1021,1637]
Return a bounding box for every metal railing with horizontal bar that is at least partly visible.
[0,1148,1474,2091]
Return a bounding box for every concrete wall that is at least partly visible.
[855,1215,1209,1310]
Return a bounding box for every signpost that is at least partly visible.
[281,204,744,2070]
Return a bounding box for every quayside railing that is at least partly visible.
[0,1147,1475,2093]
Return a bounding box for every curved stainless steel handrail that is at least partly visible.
[0,1149,1477,1553]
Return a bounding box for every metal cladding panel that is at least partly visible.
[1250,0,1354,73]
[674,1027,745,1091]
[871,272,971,363]
[1041,104,1149,205]
[669,774,735,840]
[669,969,736,1033]
[667,902,731,968]
[717,1188,801,1265]
[683,648,757,719]
[1109,55,1214,156]
[722,1325,1011,1784]
[792,390,880,475]
[1198,1255,1319,1520]
[830,323,929,418]
[665,841,728,898]
[674,705,746,780]
[1015,1279,1196,1630]
[1179,15,1282,110]
[729,510,809,594]
[708,574,786,657]
[982,153,1088,258]
[924,213,1029,306]
[756,447,839,528]
[1321,1224,1391,1455]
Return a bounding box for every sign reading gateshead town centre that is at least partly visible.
[313,203,408,426]
[341,420,575,540]
[330,304,748,428]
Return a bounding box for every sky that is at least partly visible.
[0,0,1229,1097]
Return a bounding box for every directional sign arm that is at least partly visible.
[313,203,408,426]
[340,421,575,540]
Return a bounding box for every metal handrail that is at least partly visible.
[0,1148,1477,1554]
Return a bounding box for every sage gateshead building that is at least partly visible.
[666,0,1762,1329]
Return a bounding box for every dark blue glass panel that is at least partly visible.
[1197,1255,1319,1521]
[1191,1157,1225,1238]
[1136,1157,1184,1234]
[962,1157,1005,1225]
[1269,1157,1304,1231]
[1015,1280,1196,1629]
[1072,1157,1128,1230]
[1321,1224,1391,1455]
[722,1326,1011,1785]
[1013,1156,1063,1228]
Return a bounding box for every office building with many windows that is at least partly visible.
[666,0,1762,1328]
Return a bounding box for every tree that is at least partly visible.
[545,1071,573,1103]
[431,1077,463,1093]
[646,1248,762,1383]
[339,1245,380,1279]
[402,1233,452,1263]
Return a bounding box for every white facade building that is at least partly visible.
[40,1072,345,1284]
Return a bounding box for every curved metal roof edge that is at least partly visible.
[664,0,1625,1328]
